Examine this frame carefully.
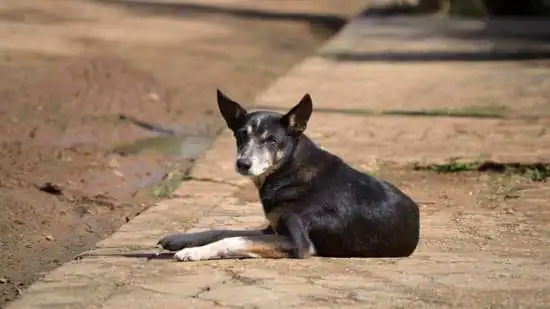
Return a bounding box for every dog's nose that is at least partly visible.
[236,158,252,172]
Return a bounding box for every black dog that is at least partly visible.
[158,90,420,261]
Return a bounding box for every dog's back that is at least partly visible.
[260,135,420,258]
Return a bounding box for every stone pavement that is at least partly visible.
[7,8,550,309]
[106,0,365,17]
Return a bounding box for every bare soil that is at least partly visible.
[0,0,366,305]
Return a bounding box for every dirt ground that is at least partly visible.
[0,0,366,305]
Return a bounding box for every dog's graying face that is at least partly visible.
[216,89,313,177]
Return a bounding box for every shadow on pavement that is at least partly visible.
[93,0,348,33]
[118,252,175,260]
[320,4,550,62]
[323,49,550,62]
[78,251,175,260]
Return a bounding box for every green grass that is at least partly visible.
[439,0,489,16]
[425,160,482,173]
[383,109,502,118]
[523,166,550,182]
[416,159,550,182]
[151,170,191,198]
[254,104,509,119]
[383,104,509,119]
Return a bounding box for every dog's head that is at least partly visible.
[216,89,313,178]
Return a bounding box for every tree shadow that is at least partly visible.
[325,50,550,62]
[321,4,550,62]
[93,0,348,34]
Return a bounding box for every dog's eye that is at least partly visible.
[264,136,277,145]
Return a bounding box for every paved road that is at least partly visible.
[7,5,550,309]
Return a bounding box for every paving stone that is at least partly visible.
[7,6,550,309]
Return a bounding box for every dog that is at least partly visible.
[157,90,420,261]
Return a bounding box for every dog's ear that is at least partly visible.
[217,89,247,131]
[281,93,313,135]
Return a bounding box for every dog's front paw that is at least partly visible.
[158,234,195,251]
[158,230,222,251]
[173,248,208,262]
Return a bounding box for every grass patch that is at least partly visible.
[253,105,374,116]
[460,103,509,114]
[151,169,191,198]
[523,167,550,182]
[426,160,480,173]
[383,104,508,119]
[383,109,503,118]
[315,107,373,116]
[416,159,550,182]
[440,0,489,16]
[254,104,510,119]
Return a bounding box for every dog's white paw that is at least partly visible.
[173,247,209,261]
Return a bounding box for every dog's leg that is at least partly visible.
[173,216,317,262]
[173,234,295,261]
[158,226,273,251]
[276,214,315,259]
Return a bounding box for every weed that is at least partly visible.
[152,170,191,198]
[382,106,507,119]
[254,105,508,119]
[524,166,550,182]
[427,160,481,172]
[416,159,550,182]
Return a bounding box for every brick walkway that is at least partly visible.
[7,7,550,309]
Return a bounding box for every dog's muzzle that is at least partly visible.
[236,158,252,175]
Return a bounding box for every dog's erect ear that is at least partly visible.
[281,93,313,135]
[217,89,247,131]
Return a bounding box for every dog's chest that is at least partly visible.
[259,181,301,211]
[259,179,312,229]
